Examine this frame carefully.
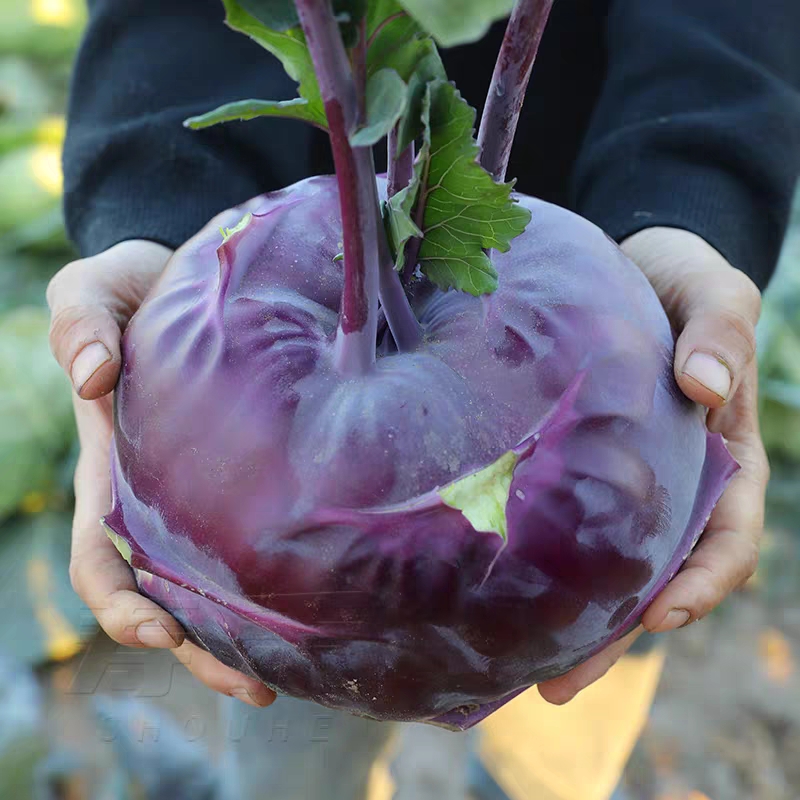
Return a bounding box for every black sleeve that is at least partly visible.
[63,0,314,257]
[571,0,800,290]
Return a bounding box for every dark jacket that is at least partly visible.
[64,0,800,289]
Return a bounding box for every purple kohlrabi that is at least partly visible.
[104,174,736,729]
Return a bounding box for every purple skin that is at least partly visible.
[105,176,737,729]
[478,0,555,182]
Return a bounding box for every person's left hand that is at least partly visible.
[538,226,770,705]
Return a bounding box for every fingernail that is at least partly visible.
[135,620,180,649]
[71,341,112,392]
[658,609,691,632]
[547,690,575,706]
[682,351,732,401]
[229,687,272,708]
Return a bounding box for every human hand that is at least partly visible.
[47,239,275,708]
[538,227,769,705]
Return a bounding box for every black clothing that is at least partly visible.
[64,0,800,289]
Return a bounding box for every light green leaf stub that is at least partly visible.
[103,521,133,565]
[349,69,408,147]
[439,450,519,540]
[185,97,323,130]
[219,212,253,244]
[397,0,515,47]
[384,80,531,295]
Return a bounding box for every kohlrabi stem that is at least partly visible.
[387,126,414,198]
[381,127,422,350]
[296,0,380,374]
[477,0,555,181]
[401,153,430,282]
[353,18,368,120]
[378,229,423,351]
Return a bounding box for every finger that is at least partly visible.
[642,528,759,633]
[537,626,644,706]
[47,241,171,399]
[70,436,184,650]
[675,308,758,408]
[643,395,768,632]
[620,229,761,408]
[173,641,276,708]
[672,267,761,409]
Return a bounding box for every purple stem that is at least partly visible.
[387,126,414,198]
[296,0,380,374]
[352,17,368,120]
[477,0,555,181]
[378,233,422,351]
[381,127,422,350]
[401,151,430,283]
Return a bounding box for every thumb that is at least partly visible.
[47,240,172,400]
[622,228,761,409]
[673,266,761,409]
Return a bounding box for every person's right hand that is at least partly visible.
[47,239,276,708]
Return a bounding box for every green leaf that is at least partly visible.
[366,0,410,37]
[384,173,422,271]
[0,307,75,521]
[185,97,324,130]
[233,0,367,45]
[349,69,407,147]
[397,0,515,47]
[362,3,447,150]
[236,0,298,31]
[220,0,327,128]
[395,38,445,151]
[209,1,446,137]
[386,81,531,296]
[366,1,427,79]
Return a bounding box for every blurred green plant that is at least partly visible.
[0,0,88,682]
[0,0,85,61]
[759,200,800,466]
[753,196,800,604]
[0,307,75,518]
